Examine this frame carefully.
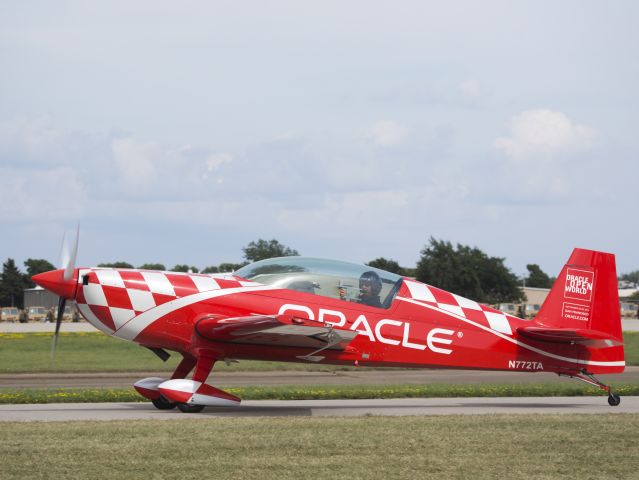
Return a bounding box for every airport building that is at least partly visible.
[23,286,79,322]
[24,286,61,309]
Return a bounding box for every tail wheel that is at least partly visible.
[152,396,176,410]
[177,403,205,413]
[563,371,622,407]
[608,393,621,406]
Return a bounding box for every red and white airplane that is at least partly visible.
[33,245,625,412]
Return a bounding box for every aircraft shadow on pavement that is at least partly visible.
[461,402,582,409]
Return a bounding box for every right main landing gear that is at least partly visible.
[176,403,205,413]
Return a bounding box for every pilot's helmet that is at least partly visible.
[359,271,382,295]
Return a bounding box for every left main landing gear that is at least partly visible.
[152,396,176,410]
[135,354,241,413]
[561,370,621,407]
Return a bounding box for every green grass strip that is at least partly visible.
[2,382,639,404]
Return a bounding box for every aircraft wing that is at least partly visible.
[194,314,357,359]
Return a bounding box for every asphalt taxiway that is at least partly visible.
[1,396,638,422]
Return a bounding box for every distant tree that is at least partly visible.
[524,264,553,288]
[217,262,247,273]
[98,262,134,269]
[620,270,639,285]
[23,258,55,288]
[171,265,199,273]
[242,239,299,262]
[138,263,166,271]
[402,267,417,278]
[0,259,26,308]
[201,266,219,274]
[366,257,407,276]
[415,238,524,304]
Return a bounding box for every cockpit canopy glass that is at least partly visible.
[235,257,404,309]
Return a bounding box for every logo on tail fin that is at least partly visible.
[564,268,594,302]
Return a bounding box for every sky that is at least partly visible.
[1,0,637,278]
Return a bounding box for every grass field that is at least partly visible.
[1,331,638,373]
[2,415,637,479]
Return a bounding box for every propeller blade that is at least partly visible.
[50,297,66,366]
[58,231,68,270]
[63,226,79,281]
[51,226,80,366]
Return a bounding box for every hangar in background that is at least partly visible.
[497,286,638,319]
[24,286,60,309]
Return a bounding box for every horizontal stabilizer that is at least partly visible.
[517,326,623,348]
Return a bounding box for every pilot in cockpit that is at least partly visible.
[337,271,384,307]
[356,271,383,308]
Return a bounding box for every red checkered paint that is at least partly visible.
[401,279,517,335]
[75,268,255,334]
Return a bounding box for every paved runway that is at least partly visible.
[1,396,637,422]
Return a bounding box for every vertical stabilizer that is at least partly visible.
[534,248,622,341]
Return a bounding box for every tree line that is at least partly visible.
[2,237,635,309]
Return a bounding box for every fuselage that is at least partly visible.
[64,266,624,376]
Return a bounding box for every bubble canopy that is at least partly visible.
[235,257,404,309]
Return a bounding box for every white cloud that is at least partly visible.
[485,109,600,201]
[202,152,233,183]
[0,117,112,167]
[367,121,407,146]
[0,166,86,221]
[458,79,482,101]
[204,152,233,176]
[278,189,410,231]
[0,117,241,205]
[494,109,597,161]
[94,198,250,227]
[275,179,474,236]
[111,137,160,192]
